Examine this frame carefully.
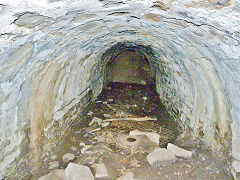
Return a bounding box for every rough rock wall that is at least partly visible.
[0,0,239,178]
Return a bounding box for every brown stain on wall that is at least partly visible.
[139,33,148,36]
[28,61,64,174]
[176,71,182,77]
[144,13,162,22]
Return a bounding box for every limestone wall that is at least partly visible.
[0,0,240,178]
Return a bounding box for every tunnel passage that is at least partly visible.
[1,0,239,178]
[0,40,233,179]
[24,41,230,179]
[105,50,152,85]
[100,42,157,87]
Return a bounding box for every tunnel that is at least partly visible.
[103,44,153,85]
[0,0,240,179]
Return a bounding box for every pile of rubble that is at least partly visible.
[39,115,192,180]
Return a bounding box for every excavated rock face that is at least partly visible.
[0,0,239,178]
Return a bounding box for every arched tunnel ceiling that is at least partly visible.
[0,0,240,178]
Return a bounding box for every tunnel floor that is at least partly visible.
[38,82,232,179]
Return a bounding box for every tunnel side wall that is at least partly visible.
[0,0,239,178]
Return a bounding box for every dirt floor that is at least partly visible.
[38,82,233,180]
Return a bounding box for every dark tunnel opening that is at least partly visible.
[105,50,153,85]
[93,42,181,147]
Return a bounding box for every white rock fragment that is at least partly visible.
[71,146,77,151]
[233,160,240,172]
[81,145,93,154]
[232,160,240,179]
[90,127,101,133]
[65,163,94,180]
[87,111,93,116]
[89,117,103,126]
[62,153,75,162]
[117,172,138,180]
[140,80,147,85]
[79,142,85,146]
[49,161,59,170]
[167,143,192,158]
[103,114,111,118]
[50,155,57,160]
[147,148,176,166]
[129,130,160,144]
[38,169,67,180]
[101,121,110,127]
[95,164,109,178]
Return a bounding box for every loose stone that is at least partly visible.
[49,161,59,170]
[79,142,85,146]
[71,146,77,151]
[95,163,109,178]
[147,148,177,166]
[101,122,110,127]
[81,145,93,154]
[167,143,192,158]
[50,155,57,160]
[65,163,94,180]
[140,80,147,85]
[232,160,240,179]
[103,114,111,118]
[90,127,101,133]
[62,153,75,162]
[89,117,103,126]
[232,160,240,172]
[87,111,93,116]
